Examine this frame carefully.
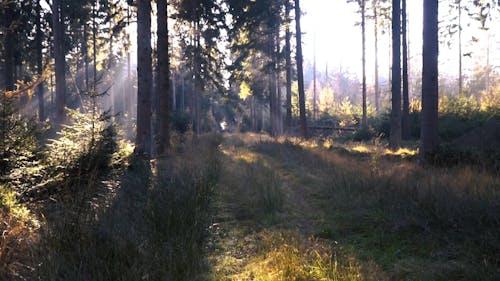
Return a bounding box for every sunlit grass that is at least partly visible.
[228,230,363,281]
[383,147,418,157]
[220,133,500,280]
[351,145,371,154]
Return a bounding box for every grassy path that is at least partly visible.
[206,134,500,281]
[207,134,370,280]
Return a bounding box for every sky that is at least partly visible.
[300,0,499,81]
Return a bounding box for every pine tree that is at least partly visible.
[421,0,439,160]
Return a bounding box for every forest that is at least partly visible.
[0,0,499,280]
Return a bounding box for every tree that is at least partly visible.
[295,0,307,138]
[35,0,45,121]
[421,0,439,160]
[2,1,15,92]
[135,0,153,156]
[284,0,293,132]
[175,0,227,135]
[361,0,367,128]
[372,0,380,114]
[389,0,401,149]
[157,0,170,154]
[401,0,410,140]
[52,0,66,123]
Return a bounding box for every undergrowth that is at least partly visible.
[35,133,222,280]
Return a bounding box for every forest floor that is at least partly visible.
[2,132,499,280]
[204,133,500,280]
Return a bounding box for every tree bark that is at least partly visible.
[157,0,170,154]
[135,0,153,156]
[36,0,45,121]
[194,20,202,136]
[83,24,90,92]
[373,0,380,114]
[52,0,66,123]
[313,36,317,122]
[361,0,367,128]
[3,2,15,92]
[295,0,308,138]
[402,0,410,140]
[285,0,293,132]
[269,32,277,136]
[421,0,439,161]
[458,0,463,96]
[389,0,401,149]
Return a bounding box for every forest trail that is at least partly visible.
[204,133,500,280]
[205,134,382,280]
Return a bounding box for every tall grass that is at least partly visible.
[35,134,222,280]
[253,138,500,280]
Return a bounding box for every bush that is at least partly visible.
[352,126,373,142]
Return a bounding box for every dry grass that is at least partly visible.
[215,133,500,280]
[32,133,221,280]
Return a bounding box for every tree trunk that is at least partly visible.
[373,0,380,114]
[402,0,410,140]
[421,0,439,161]
[285,0,293,132]
[275,22,282,135]
[157,0,170,154]
[269,32,277,136]
[135,0,153,156]
[361,0,367,128]
[3,2,15,92]
[126,6,131,116]
[92,2,97,93]
[458,0,463,96]
[295,0,308,138]
[313,35,317,122]
[52,0,66,123]
[389,0,401,149]
[36,0,45,121]
[83,24,90,92]
[194,20,202,136]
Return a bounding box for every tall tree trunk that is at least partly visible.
[83,24,90,92]
[136,0,153,156]
[92,2,97,93]
[36,0,45,121]
[373,0,380,114]
[275,21,282,135]
[295,0,308,138]
[458,0,463,96]
[172,72,177,111]
[157,0,170,154]
[126,6,131,116]
[389,0,401,149]
[421,0,439,161]
[313,35,317,122]
[52,0,66,123]
[3,2,15,92]
[269,32,277,136]
[402,0,410,140]
[194,20,202,136]
[285,0,293,133]
[91,1,98,143]
[361,0,367,128]
[277,72,283,134]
